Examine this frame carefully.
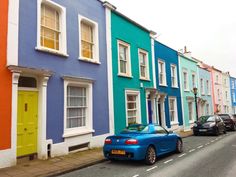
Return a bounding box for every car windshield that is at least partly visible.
[121,124,149,133]
[199,116,215,123]
[218,114,230,120]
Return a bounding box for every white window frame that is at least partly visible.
[169,97,178,124]
[158,59,167,86]
[188,101,194,122]
[192,72,196,89]
[125,90,141,126]
[63,79,94,138]
[183,70,189,91]
[138,49,150,80]
[78,15,100,64]
[225,91,228,101]
[170,64,178,88]
[232,80,235,89]
[36,0,68,57]
[233,92,236,102]
[117,40,132,77]
[206,103,210,115]
[206,80,210,95]
[200,78,205,95]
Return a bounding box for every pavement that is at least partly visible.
[0,131,193,177]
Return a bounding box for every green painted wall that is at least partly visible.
[179,54,199,130]
[111,12,154,134]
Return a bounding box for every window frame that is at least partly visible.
[138,49,150,80]
[158,59,167,86]
[170,64,178,88]
[188,101,194,121]
[125,90,141,126]
[117,40,132,77]
[200,78,205,95]
[183,70,189,91]
[36,0,68,57]
[169,97,178,124]
[63,79,94,138]
[191,72,196,89]
[206,80,210,95]
[78,15,100,64]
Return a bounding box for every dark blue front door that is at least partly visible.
[148,100,152,123]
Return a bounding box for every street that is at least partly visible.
[58,132,236,177]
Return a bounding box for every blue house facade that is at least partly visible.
[8,0,110,160]
[230,77,236,114]
[154,41,183,131]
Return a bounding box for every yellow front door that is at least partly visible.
[17,91,38,157]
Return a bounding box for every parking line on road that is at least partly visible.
[178,153,186,158]
[146,166,157,172]
[189,149,195,152]
[205,143,210,145]
[164,159,173,164]
[197,145,203,149]
[211,140,215,143]
[132,175,139,177]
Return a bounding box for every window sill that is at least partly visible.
[63,128,95,138]
[171,86,179,89]
[159,84,168,87]
[118,74,133,78]
[171,121,179,125]
[78,57,101,65]
[140,78,151,82]
[184,89,190,92]
[35,46,69,57]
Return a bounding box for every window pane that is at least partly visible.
[120,60,127,74]
[81,22,93,43]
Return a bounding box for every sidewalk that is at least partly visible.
[0,131,192,177]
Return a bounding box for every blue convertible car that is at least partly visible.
[103,124,183,165]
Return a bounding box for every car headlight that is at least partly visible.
[193,123,198,127]
[209,123,216,127]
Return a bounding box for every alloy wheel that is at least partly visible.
[145,146,156,165]
[176,139,183,153]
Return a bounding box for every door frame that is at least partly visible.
[9,66,52,164]
[156,94,167,128]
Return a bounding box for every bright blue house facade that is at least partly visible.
[8,0,110,160]
[154,41,183,131]
[230,77,236,114]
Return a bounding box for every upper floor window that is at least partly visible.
[233,92,236,102]
[216,75,219,83]
[206,80,210,95]
[232,80,235,89]
[225,91,228,100]
[200,78,204,95]
[171,64,178,87]
[37,0,67,56]
[118,40,131,77]
[192,73,196,89]
[183,70,189,91]
[158,60,166,86]
[79,15,99,63]
[217,89,220,100]
[139,49,149,80]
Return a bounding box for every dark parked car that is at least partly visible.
[193,115,226,136]
[218,114,236,131]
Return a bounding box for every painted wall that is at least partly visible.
[198,67,213,115]
[0,0,12,150]
[211,69,223,113]
[154,41,183,128]
[222,72,231,113]
[179,54,198,130]
[111,11,154,134]
[230,77,236,113]
[18,0,109,143]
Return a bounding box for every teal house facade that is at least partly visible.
[109,8,156,134]
[179,52,199,131]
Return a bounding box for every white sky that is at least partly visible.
[108,0,236,77]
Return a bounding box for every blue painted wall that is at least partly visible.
[18,0,109,143]
[230,77,236,107]
[154,41,183,128]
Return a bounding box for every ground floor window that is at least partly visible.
[63,77,93,136]
[206,103,210,115]
[169,97,178,123]
[125,90,141,125]
[188,101,194,121]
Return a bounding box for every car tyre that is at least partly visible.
[193,132,198,136]
[215,128,219,136]
[176,139,183,153]
[145,146,156,165]
[232,124,236,131]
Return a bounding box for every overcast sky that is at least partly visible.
[108,0,236,77]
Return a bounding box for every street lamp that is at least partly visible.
[193,87,199,121]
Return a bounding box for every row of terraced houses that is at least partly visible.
[1,0,236,168]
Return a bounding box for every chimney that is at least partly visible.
[183,46,192,58]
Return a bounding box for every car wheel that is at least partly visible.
[215,128,219,136]
[193,132,198,136]
[233,124,236,131]
[145,146,156,165]
[176,139,183,153]
[223,128,227,134]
